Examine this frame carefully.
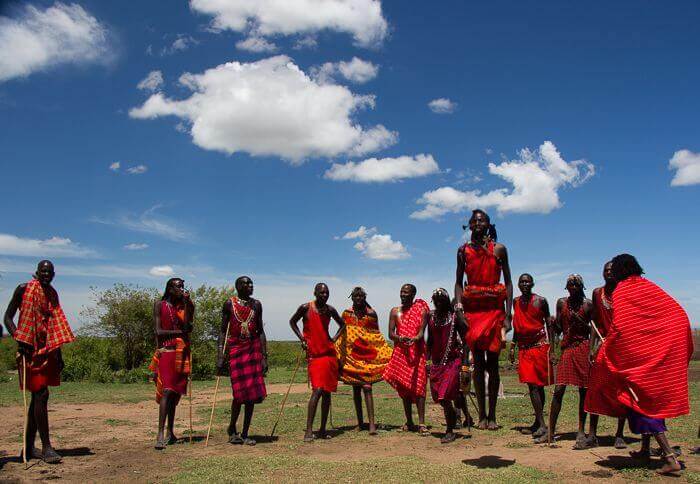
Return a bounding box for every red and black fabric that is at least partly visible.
[591,287,614,338]
[304,301,338,393]
[228,297,267,403]
[555,299,591,387]
[585,276,693,419]
[513,296,552,386]
[383,299,429,401]
[461,241,506,353]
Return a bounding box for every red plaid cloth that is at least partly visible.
[383,299,429,401]
[15,279,74,355]
[229,336,267,404]
[556,340,590,387]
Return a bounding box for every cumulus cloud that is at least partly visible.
[0,2,111,82]
[411,141,595,219]
[124,243,149,251]
[293,35,318,50]
[189,0,388,48]
[90,205,191,241]
[325,154,439,183]
[312,57,378,84]
[109,161,120,172]
[149,265,174,277]
[236,35,277,52]
[0,233,96,258]
[126,164,148,175]
[160,34,197,56]
[337,226,409,260]
[129,55,396,162]
[428,98,457,114]
[137,70,163,92]
[669,149,700,186]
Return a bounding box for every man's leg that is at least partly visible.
[228,401,243,443]
[25,394,39,458]
[577,387,588,439]
[362,387,377,434]
[440,401,457,443]
[630,434,651,459]
[527,384,546,435]
[537,384,565,444]
[240,403,256,445]
[472,351,487,429]
[455,393,473,428]
[34,388,60,463]
[401,397,414,429]
[614,417,627,449]
[653,432,681,474]
[416,396,427,434]
[304,389,322,441]
[318,392,331,438]
[352,386,364,429]
[156,390,170,448]
[166,393,181,443]
[485,351,500,430]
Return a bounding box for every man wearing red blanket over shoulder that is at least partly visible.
[585,254,693,476]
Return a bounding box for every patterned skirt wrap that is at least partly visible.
[308,355,338,393]
[335,324,393,385]
[429,358,462,403]
[555,340,590,387]
[518,343,552,386]
[17,350,60,392]
[229,337,267,404]
[158,350,189,396]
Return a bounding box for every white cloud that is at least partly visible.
[90,205,191,241]
[160,34,197,56]
[0,233,96,258]
[312,57,378,84]
[236,35,277,53]
[669,149,700,186]
[411,141,595,219]
[337,226,409,260]
[428,98,457,114]
[149,265,174,277]
[137,70,163,92]
[293,35,318,50]
[325,154,439,183]
[0,2,111,82]
[109,161,120,172]
[189,0,388,48]
[126,164,148,175]
[124,243,149,251]
[129,55,396,163]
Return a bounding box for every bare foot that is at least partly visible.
[155,435,167,450]
[166,433,178,445]
[656,455,681,476]
[368,424,378,435]
[42,447,62,464]
[487,420,500,431]
[532,426,548,438]
[303,430,315,443]
[476,419,488,430]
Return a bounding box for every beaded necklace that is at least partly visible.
[233,297,255,337]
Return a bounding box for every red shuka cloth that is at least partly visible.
[428,312,464,403]
[228,297,267,403]
[591,287,614,338]
[585,276,693,419]
[383,299,429,401]
[513,296,552,386]
[304,302,338,392]
[150,301,190,400]
[461,241,505,353]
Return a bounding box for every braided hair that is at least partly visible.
[610,254,644,282]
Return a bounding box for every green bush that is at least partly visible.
[0,337,16,372]
[267,341,303,368]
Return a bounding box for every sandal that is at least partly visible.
[614,437,627,449]
[656,453,682,476]
[42,448,62,464]
[228,434,244,445]
[418,425,430,436]
[155,438,167,450]
[399,423,415,432]
[242,438,257,446]
[440,432,457,444]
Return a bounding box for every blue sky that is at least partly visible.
[1,0,699,338]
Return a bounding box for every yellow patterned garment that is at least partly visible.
[335,309,393,385]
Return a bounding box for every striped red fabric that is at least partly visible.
[585,276,693,419]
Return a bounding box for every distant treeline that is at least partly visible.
[0,283,304,383]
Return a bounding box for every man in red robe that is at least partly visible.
[587,261,627,449]
[3,261,75,463]
[454,209,513,430]
[383,284,430,435]
[290,283,345,442]
[585,254,693,476]
[508,274,552,439]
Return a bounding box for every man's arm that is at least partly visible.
[495,243,513,332]
[414,309,429,343]
[154,300,188,338]
[256,300,268,375]
[3,284,26,337]
[289,304,308,351]
[216,299,232,376]
[454,246,465,309]
[388,307,400,343]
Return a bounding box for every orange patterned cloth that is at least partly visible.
[14,278,74,355]
[335,309,393,385]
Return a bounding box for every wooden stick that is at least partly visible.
[188,349,193,444]
[270,351,303,438]
[205,321,231,447]
[21,355,28,466]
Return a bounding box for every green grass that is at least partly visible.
[173,455,554,483]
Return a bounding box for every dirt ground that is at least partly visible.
[0,383,697,483]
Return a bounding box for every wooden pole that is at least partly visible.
[205,321,231,447]
[270,351,303,438]
[21,355,28,466]
[188,349,193,444]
